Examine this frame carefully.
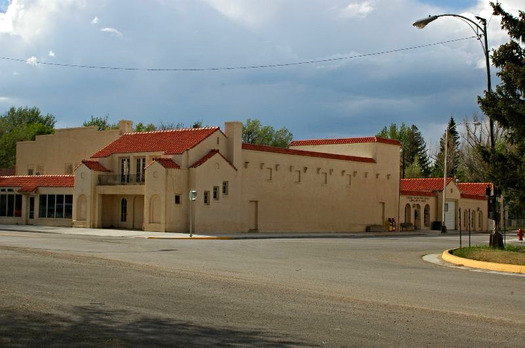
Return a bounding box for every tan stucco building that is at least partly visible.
[400,178,490,232]
[1,120,493,233]
[1,120,403,233]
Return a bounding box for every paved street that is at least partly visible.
[1,229,524,347]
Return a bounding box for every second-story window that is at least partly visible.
[121,158,130,183]
[136,157,146,183]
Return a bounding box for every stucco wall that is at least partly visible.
[239,148,399,232]
[16,126,124,175]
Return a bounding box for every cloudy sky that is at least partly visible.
[0,0,521,150]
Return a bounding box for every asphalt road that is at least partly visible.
[1,230,524,347]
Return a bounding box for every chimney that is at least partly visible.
[118,120,133,134]
[225,121,243,169]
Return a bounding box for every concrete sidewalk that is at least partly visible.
[0,224,443,240]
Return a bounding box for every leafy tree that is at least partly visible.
[0,106,55,168]
[242,118,293,148]
[134,122,157,132]
[478,3,525,213]
[83,115,118,130]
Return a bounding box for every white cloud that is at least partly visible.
[0,0,85,41]
[339,1,374,19]
[25,56,38,65]
[204,0,278,27]
[100,27,122,37]
[91,16,98,24]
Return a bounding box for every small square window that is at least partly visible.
[175,195,181,205]
[213,186,220,200]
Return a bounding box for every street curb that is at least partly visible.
[442,249,525,274]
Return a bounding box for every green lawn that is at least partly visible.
[451,245,525,265]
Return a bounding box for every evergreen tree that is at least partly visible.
[376,123,430,178]
[433,117,460,178]
[478,2,525,212]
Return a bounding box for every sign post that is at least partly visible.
[189,190,197,237]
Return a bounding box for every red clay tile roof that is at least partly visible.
[91,127,220,158]
[81,160,110,172]
[153,158,181,169]
[0,175,74,193]
[401,179,491,200]
[400,178,454,195]
[190,150,238,170]
[289,136,401,147]
[458,183,492,200]
[242,143,375,163]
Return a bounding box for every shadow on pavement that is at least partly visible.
[0,305,314,347]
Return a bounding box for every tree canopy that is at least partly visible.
[0,107,56,169]
[478,2,525,216]
[83,115,118,130]
[242,118,293,148]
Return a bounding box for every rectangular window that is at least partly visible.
[27,168,34,175]
[38,194,73,219]
[204,191,210,205]
[56,195,64,218]
[65,195,73,219]
[0,194,23,217]
[0,194,6,217]
[136,157,146,183]
[175,195,181,205]
[222,181,229,195]
[121,158,130,183]
[47,194,55,218]
[213,186,220,200]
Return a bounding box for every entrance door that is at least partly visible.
[28,196,35,222]
[445,201,456,230]
[248,201,258,232]
[133,196,144,230]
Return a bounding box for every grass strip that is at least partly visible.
[451,245,525,265]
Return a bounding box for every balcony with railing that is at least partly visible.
[98,174,145,186]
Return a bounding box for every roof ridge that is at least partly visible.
[289,136,401,146]
[124,126,220,135]
[0,174,74,178]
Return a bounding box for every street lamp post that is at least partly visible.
[413,14,503,247]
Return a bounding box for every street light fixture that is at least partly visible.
[413,13,503,246]
[441,121,480,233]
